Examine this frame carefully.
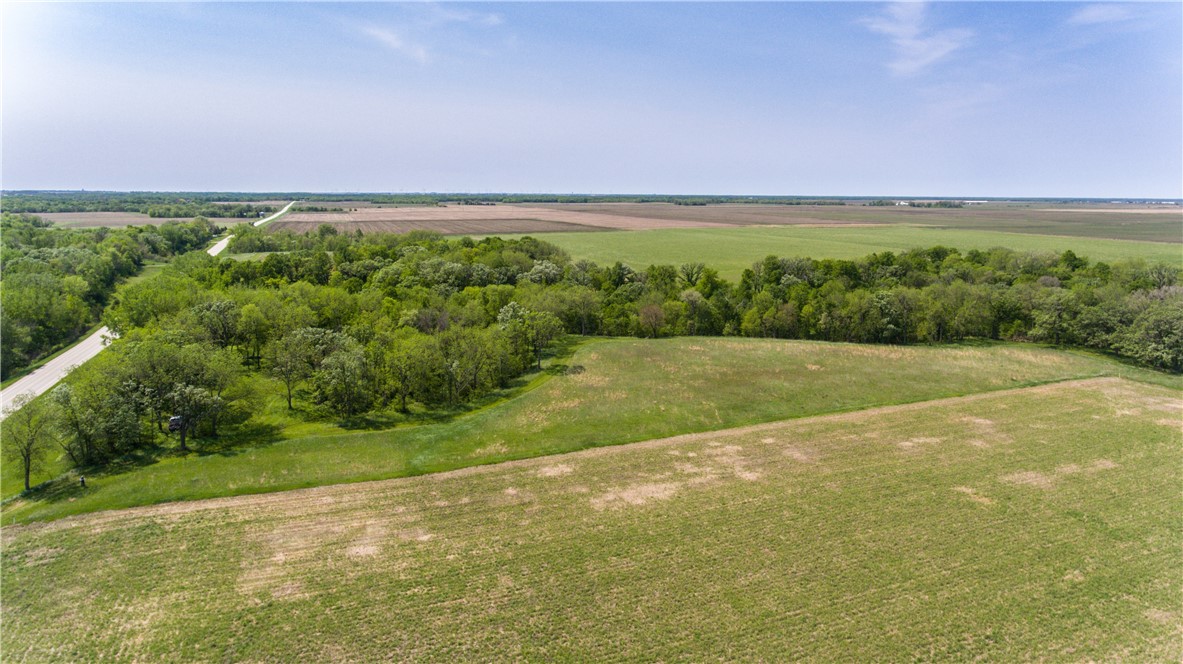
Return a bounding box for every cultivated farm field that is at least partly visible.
[4,377,1179,661]
[516,225,1183,280]
[274,202,1183,243]
[270,203,735,235]
[529,202,1183,243]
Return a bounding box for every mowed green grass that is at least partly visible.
[4,338,1176,524]
[505,225,1182,280]
[4,378,1179,661]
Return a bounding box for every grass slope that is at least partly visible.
[505,225,1182,280]
[4,378,1179,661]
[4,338,1175,524]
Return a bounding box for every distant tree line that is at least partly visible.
[866,200,965,208]
[2,193,274,218]
[909,200,964,208]
[0,213,222,378]
[3,191,853,211]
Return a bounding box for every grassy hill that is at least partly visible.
[4,338,1176,524]
[4,377,1179,660]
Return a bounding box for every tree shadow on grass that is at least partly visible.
[334,336,589,432]
[19,475,85,505]
[194,421,285,457]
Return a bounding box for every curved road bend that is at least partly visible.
[0,202,297,419]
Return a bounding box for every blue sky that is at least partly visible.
[3,2,1180,197]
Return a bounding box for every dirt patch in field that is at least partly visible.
[781,446,817,463]
[346,523,387,558]
[1002,458,1119,489]
[953,486,994,506]
[590,482,681,510]
[1144,608,1176,624]
[897,436,942,450]
[1002,471,1056,489]
[537,464,575,478]
[703,444,761,481]
[959,413,1012,446]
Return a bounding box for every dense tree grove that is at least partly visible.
[13,224,1180,479]
[0,213,222,378]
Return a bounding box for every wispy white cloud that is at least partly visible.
[354,4,504,65]
[420,5,503,29]
[862,2,972,77]
[1067,4,1134,26]
[361,26,429,64]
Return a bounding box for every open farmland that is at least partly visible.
[4,338,1175,522]
[4,377,1179,661]
[529,202,1183,243]
[270,203,734,235]
[514,225,1183,280]
[34,212,198,227]
[273,202,1183,242]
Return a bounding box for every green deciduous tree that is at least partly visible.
[2,394,56,491]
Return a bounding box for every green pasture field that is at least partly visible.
[530,202,1183,243]
[500,225,1182,280]
[4,377,1179,661]
[4,338,1177,524]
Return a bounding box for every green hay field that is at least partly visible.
[4,378,1179,661]
[502,225,1181,280]
[4,338,1176,524]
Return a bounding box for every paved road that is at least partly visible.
[206,235,234,256]
[255,200,297,227]
[0,326,113,417]
[0,202,296,420]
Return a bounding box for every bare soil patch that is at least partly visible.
[270,204,732,235]
[37,212,194,227]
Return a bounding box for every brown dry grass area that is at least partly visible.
[271,217,600,235]
[264,201,1183,241]
[1036,207,1182,214]
[527,203,1183,242]
[271,204,733,235]
[37,212,195,227]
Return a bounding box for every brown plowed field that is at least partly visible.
[36,212,196,227]
[270,204,734,235]
[530,203,1183,242]
[268,202,1182,241]
[271,217,607,235]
